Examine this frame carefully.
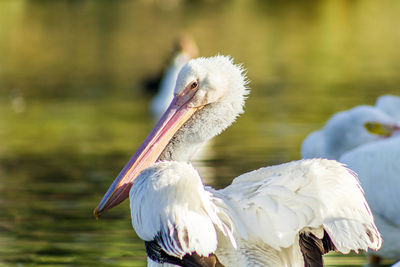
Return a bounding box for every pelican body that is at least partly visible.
[132,160,380,267]
[95,56,381,266]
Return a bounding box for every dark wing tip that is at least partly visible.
[145,240,224,267]
[299,230,336,267]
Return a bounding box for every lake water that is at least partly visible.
[0,0,399,266]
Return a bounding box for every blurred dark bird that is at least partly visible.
[142,35,198,119]
[10,89,26,113]
[145,35,214,183]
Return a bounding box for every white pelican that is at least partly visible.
[95,56,381,266]
[301,105,398,160]
[301,96,400,160]
[301,105,400,264]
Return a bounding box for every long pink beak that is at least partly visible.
[94,87,201,217]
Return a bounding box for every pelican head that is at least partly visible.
[175,56,247,109]
[323,105,398,159]
[159,56,249,161]
[95,55,249,217]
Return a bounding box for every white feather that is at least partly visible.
[130,161,235,259]
[220,159,380,253]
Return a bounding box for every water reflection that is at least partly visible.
[0,0,399,266]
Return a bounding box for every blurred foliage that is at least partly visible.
[0,0,399,266]
[1,0,399,98]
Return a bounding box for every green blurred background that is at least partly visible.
[0,0,399,266]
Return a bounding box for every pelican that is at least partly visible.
[301,105,398,160]
[95,56,381,266]
[302,104,400,264]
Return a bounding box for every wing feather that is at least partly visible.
[130,162,235,259]
[217,159,382,253]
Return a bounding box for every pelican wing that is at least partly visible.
[216,159,381,253]
[130,162,235,261]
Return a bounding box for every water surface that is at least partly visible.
[0,1,399,266]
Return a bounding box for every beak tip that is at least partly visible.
[93,207,101,219]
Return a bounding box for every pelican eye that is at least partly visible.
[190,81,199,90]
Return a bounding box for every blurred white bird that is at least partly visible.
[301,105,398,160]
[96,56,381,266]
[302,101,400,265]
